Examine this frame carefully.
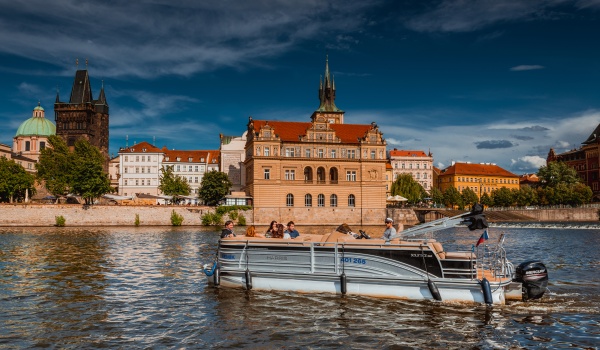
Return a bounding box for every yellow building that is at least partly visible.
[438,162,519,199]
[244,58,388,225]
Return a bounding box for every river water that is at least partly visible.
[0,225,598,349]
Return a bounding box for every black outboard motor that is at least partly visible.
[514,261,548,300]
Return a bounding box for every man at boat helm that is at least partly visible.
[383,218,396,240]
[220,220,236,238]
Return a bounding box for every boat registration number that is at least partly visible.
[340,257,366,264]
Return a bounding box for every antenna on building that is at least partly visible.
[126,135,129,147]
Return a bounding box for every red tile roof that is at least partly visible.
[163,149,220,163]
[252,120,372,144]
[389,150,428,157]
[441,162,517,177]
[119,141,163,153]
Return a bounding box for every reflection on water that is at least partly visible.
[0,226,598,349]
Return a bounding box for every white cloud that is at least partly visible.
[510,65,545,71]
[511,155,547,171]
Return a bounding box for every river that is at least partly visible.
[0,226,598,349]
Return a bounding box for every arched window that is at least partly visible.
[317,167,326,184]
[25,141,30,151]
[329,167,338,184]
[304,166,313,183]
[286,194,294,207]
[348,194,355,207]
[330,194,338,207]
[305,194,312,207]
[318,194,325,207]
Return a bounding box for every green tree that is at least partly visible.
[0,157,36,203]
[158,166,191,203]
[569,182,593,205]
[443,186,462,209]
[429,187,444,207]
[480,192,493,207]
[461,187,479,209]
[491,187,514,207]
[198,170,232,206]
[537,161,581,188]
[390,173,426,204]
[514,186,538,206]
[36,135,73,200]
[70,139,112,204]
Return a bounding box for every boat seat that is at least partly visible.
[430,242,446,259]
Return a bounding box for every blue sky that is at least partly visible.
[1,0,600,174]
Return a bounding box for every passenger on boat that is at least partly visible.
[220,220,236,238]
[272,224,285,238]
[336,223,359,238]
[284,221,300,239]
[265,221,278,238]
[383,218,396,240]
[245,225,265,238]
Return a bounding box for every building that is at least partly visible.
[385,161,393,196]
[13,102,56,162]
[118,142,163,197]
[0,143,10,159]
[548,123,600,199]
[437,162,519,199]
[243,57,388,225]
[54,68,109,167]
[519,173,539,187]
[220,132,247,192]
[162,149,220,196]
[108,155,120,191]
[389,149,434,192]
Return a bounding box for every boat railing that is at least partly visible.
[475,232,513,280]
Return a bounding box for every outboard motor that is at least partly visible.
[514,261,548,300]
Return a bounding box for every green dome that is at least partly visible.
[15,105,56,137]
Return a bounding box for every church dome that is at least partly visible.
[15,102,56,137]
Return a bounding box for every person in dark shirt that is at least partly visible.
[284,221,300,239]
[265,220,278,238]
[220,220,236,238]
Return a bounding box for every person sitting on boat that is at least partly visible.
[265,220,278,238]
[245,225,265,238]
[336,223,359,238]
[284,221,300,239]
[220,220,236,238]
[383,218,396,240]
[272,223,285,238]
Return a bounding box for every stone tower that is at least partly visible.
[54,68,109,167]
[311,55,344,125]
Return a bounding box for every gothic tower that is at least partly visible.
[54,68,109,168]
[311,56,344,124]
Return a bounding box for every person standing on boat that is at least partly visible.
[221,220,236,238]
[284,221,300,239]
[383,218,396,240]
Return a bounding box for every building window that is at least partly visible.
[285,148,295,157]
[195,177,199,183]
[136,167,139,173]
[330,194,337,207]
[135,179,139,186]
[331,149,336,158]
[305,194,312,207]
[329,168,338,184]
[347,150,355,159]
[264,147,270,156]
[195,166,198,172]
[25,141,30,151]
[40,141,46,150]
[136,156,139,161]
[286,194,294,207]
[176,165,180,172]
[142,156,145,162]
[370,150,376,159]
[348,194,355,207]
[318,149,324,158]
[346,170,357,181]
[285,169,295,180]
[304,167,313,183]
[124,168,128,173]
[305,149,311,158]
[264,169,270,180]
[124,156,128,162]
[317,167,326,184]
[318,194,325,207]
[141,167,145,173]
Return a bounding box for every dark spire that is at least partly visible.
[97,80,107,105]
[69,69,93,104]
[317,55,341,112]
[55,85,60,103]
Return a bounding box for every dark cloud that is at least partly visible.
[475,140,516,149]
[512,135,534,141]
[520,125,549,131]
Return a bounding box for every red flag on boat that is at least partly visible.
[476,229,489,247]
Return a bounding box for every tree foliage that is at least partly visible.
[442,186,462,209]
[480,192,493,207]
[158,166,191,200]
[0,157,36,203]
[429,187,444,207]
[198,170,232,206]
[36,135,72,199]
[514,186,538,206]
[537,161,581,188]
[491,187,514,207]
[461,187,479,209]
[390,173,426,203]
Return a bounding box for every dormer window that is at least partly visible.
[188,157,193,162]
[177,157,181,162]
[201,158,204,162]
[165,157,170,161]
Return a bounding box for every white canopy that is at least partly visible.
[387,195,408,202]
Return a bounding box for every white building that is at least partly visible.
[118,141,163,197]
[220,132,247,192]
[162,149,220,197]
[389,149,434,192]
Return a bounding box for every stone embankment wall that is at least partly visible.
[252,207,391,226]
[506,208,599,222]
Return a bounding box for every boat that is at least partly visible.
[203,205,548,305]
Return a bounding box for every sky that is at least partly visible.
[1,0,600,174]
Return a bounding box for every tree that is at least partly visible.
[461,187,479,209]
[199,170,232,206]
[514,186,538,206]
[390,173,426,204]
[443,186,462,209]
[429,187,444,207]
[70,139,112,204]
[537,161,581,188]
[36,135,73,200]
[0,157,36,203]
[480,192,493,207]
[158,166,191,202]
[491,187,514,207]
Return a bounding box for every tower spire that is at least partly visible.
[317,55,341,113]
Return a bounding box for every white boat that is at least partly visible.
[203,207,548,305]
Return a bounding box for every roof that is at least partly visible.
[163,149,220,164]
[389,149,428,157]
[583,123,600,144]
[385,162,393,170]
[69,70,93,104]
[251,120,372,144]
[119,141,163,154]
[15,104,56,137]
[441,162,517,177]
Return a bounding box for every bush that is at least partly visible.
[55,215,66,227]
[237,214,246,226]
[134,214,140,227]
[216,205,251,215]
[201,212,223,226]
[170,210,184,226]
[229,210,238,221]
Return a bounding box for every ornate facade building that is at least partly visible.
[13,102,56,165]
[547,124,600,198]
[389,149,434,191]
[54,68,109,167]
[437,162,519,199]
[243,58,388,225]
